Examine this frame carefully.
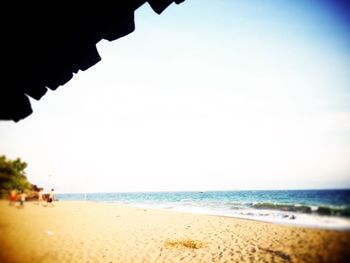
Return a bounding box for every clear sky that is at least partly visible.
[1,0,350,193]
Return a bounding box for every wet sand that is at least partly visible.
[0,200,349,262]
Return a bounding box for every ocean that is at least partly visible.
[56,189,350,230]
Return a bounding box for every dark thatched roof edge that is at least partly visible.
[0,0,185,122]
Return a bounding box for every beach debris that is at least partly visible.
[45,230,54,236]
[165,239,205,249]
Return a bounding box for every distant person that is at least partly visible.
[47,188,55,206]
[9,189,17,206]
[19,191,26,207]
[38,189,43,203]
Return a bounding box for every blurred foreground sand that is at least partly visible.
[0,201,349,262]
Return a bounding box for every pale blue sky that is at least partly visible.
[1,0,350,193]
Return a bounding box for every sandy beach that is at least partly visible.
[0,201,349,263]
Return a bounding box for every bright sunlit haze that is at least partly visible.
[1,0,349,193]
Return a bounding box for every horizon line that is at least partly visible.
[55,187,350,195]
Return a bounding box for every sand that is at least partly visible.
[0,201,349,263]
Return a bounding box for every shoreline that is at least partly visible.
[124,202,350,232]
[1,200,350,262]
[55,199,350,230]
[76,200,350,231]
[56,189,350,231]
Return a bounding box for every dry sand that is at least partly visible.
[0,200,349,263]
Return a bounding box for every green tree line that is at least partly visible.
[0,155,32,196]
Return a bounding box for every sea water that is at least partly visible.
[56,189,350,230]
